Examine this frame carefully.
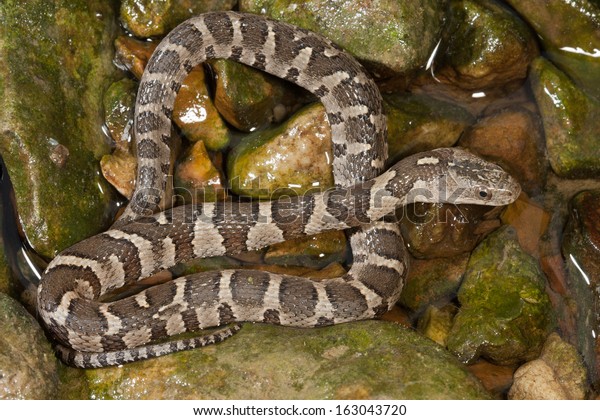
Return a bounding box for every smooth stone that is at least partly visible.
[400,203,503,259]
[399,254,469,312]
[103,78,137,151]
[459,106,546,195]
[0,293,59,399]
[173,67,230,151]
[239,0,446,78]
[447,226,555,365]
[501,194,551,257]
[417,305,458,347]
[211,59,298,132]
[508,333,588,400]
[0,0,118,258]
[174,140,226,203]
[384,94,474,164]
[227,103,334,199]
[562,189,600,386]
[466,360,516,399]
[529,57,600,178]
[505,0,600,101]
[264,231,348,269]
[100,150,137,200]
[85,321,490,399]
[120,0,237,37]
[436,0,538,92]
[114,35,157,80]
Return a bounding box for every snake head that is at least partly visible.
[399,148,521,207]
[443,148,521,206]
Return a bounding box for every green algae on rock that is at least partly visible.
[85,321,490,399]
[103,78,137,151]
[437,0,538,92]
[447,226,555,365]
[211,59,298,133]
[417,305,458,347]
[509,333,589,400]
[0,0,119,258]
[227,103,334,199]
[529,57,600,179]
[562,189,600,386]
[0,293,59,399]
[265,231,347,269]
[384,94,473,164]
[505,0,600,101]
[240,0,446,78]
[121,0,237,38]
[399,254,469,313]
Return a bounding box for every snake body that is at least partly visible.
[37,12,520,368]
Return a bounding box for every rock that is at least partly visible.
[529,57,600,178]
[120,0,237,38]
[103,78,137,151]
[85,321,490,399]
[0,293,59,399]
[508,333,588,400]
[384,94,474,163]
[400,203,503,259]
[114,36,158,80]
[505,0,600,101]
[501,194,551,257]
[399,254,469,312]
[228,103,334,199]
[459,106,546,195]
[417,305,457,347]
[211,59,298,132]
[173,67,231,151]
[174,140,226,203]
[100,150,138,200]
[562,190,600,386]
[447,226,555,365]
[265,231,348,269]
[436,0,538,92]
[466,360,516,399]
[239,0,446,78]
[0,0,119,258]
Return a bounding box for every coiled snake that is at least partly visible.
[37,11,521,368]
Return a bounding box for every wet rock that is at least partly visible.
[459,106,546,195]
[174,140,226,203]
[228,103,334,199]
[508,333,588,400]
[505,0,600,101]
[211,60,298,132]
[400,203,503,259]
[85,321,490,399]
[384,94,474,163]
[436,0,538,92]
[529,57,600,178]
[121,0,237,38]
[562,190,600,386]
[114,36,158,80]
[264,231,347,269]
[501,194,551,257]
[417,305,457,347]
[0,0,118,258]
[399,254,469,312]
[173,67,230,151]
[240,0,447,78]
[447,226,555,365]
[0,293,59,399]
[103,78,137,152]
[100,151,138,200]
[466,360,516,399]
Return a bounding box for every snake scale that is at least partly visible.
[37,11,521,368]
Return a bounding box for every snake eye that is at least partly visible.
[478,187,492,200]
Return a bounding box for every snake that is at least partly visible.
[36,11,521,368]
